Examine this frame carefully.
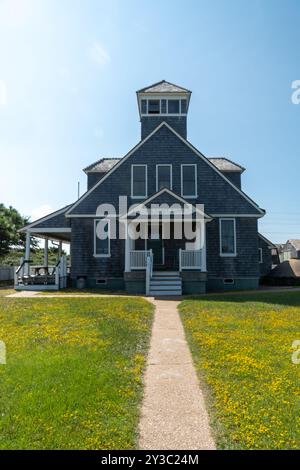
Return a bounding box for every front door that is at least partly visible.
[147,239,164,268]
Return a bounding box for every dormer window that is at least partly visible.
[148,100,160,114]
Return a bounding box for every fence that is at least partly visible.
[0,266,15,282]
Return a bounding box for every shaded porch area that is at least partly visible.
[15,228,71,291]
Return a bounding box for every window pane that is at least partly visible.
[221,220,235,254]
[132,166,146,196]
[161,99,167,114]
[182,165,196,196]
[157,165,171,190]
[168,99,180,114]
[148,100,160,114]
[181,99,187,114]
[95,221,109,255]
[141,99,147,114]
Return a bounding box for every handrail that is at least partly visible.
[146,250,153,296]
[16,259,31,275]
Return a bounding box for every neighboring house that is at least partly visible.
[18,80,267,295]
[280,239,300,261]
[258,233,279,277]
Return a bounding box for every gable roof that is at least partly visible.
[137,80,191,94]
[66,121,265,217]
[84,156,245,175]
[209,157,245,173]
[123,188,212,220]
[286,239,300,250]
[258,233,277,249]
[83,157,121,174]
[19,205,72,232]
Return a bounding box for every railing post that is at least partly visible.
[179,248,182,272]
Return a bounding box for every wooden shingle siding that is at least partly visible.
[32,211,71,229]
[68,125,261,217]
[70,218,125,282]
[258,235,273,277]
[207,218,259,278]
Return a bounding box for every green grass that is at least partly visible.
[180,291,300,450]
[0,288,14,296]
[39,288,125,296]
[0,296,154,449]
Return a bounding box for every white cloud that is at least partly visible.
[0,80,8,106]
[31,204,54,222]
[88,41,110,66]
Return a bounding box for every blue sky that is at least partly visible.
[0,0,300,243]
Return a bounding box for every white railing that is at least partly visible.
[15,256,68,289]
[130,250,152,270]
[179,249,202,271]
[146,250,153,296]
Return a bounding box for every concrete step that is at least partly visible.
[151,281,182,286]
[150,284,181,291]
[153,271,179,276]
[152,275,181,280]
[150,290,182,296]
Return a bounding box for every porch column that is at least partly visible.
[58,241,63,259]
[24,231,31,276]
[44,238,49,267]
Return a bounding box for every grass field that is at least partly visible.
[0,296,154,449]
[180,291,300,450]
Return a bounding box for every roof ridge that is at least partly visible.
[137,80,191,94]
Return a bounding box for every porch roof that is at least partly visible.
[19,205,72,242]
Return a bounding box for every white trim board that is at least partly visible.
[27,228,71,233]
[66,121,265,217]
[121,187,212,220]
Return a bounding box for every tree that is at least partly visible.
[0,204,31,257]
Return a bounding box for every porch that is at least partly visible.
[15,228,71,291]
[123,220,208,296]
[125,220,207,273]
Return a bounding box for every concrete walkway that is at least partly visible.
[139,299,215,450]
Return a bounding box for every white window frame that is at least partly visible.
[156,164,172,192]
[139,97,188,117]
[167,99,180,115]
[131,164,148,199]
[259,247,263,263]
[181,164,197,198]
[94,219,111,258]
[219,218,237,257]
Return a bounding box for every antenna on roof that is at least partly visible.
[77,181,80,200]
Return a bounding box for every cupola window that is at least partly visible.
[148,100,160,114]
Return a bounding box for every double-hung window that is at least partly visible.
[181,164,197,198]
[156,164,172,191]
[131,165,147,198]
[219,218,237,257]
[94,220,110,257]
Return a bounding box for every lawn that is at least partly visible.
[180,291,300,450]
[0,296,154,449]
